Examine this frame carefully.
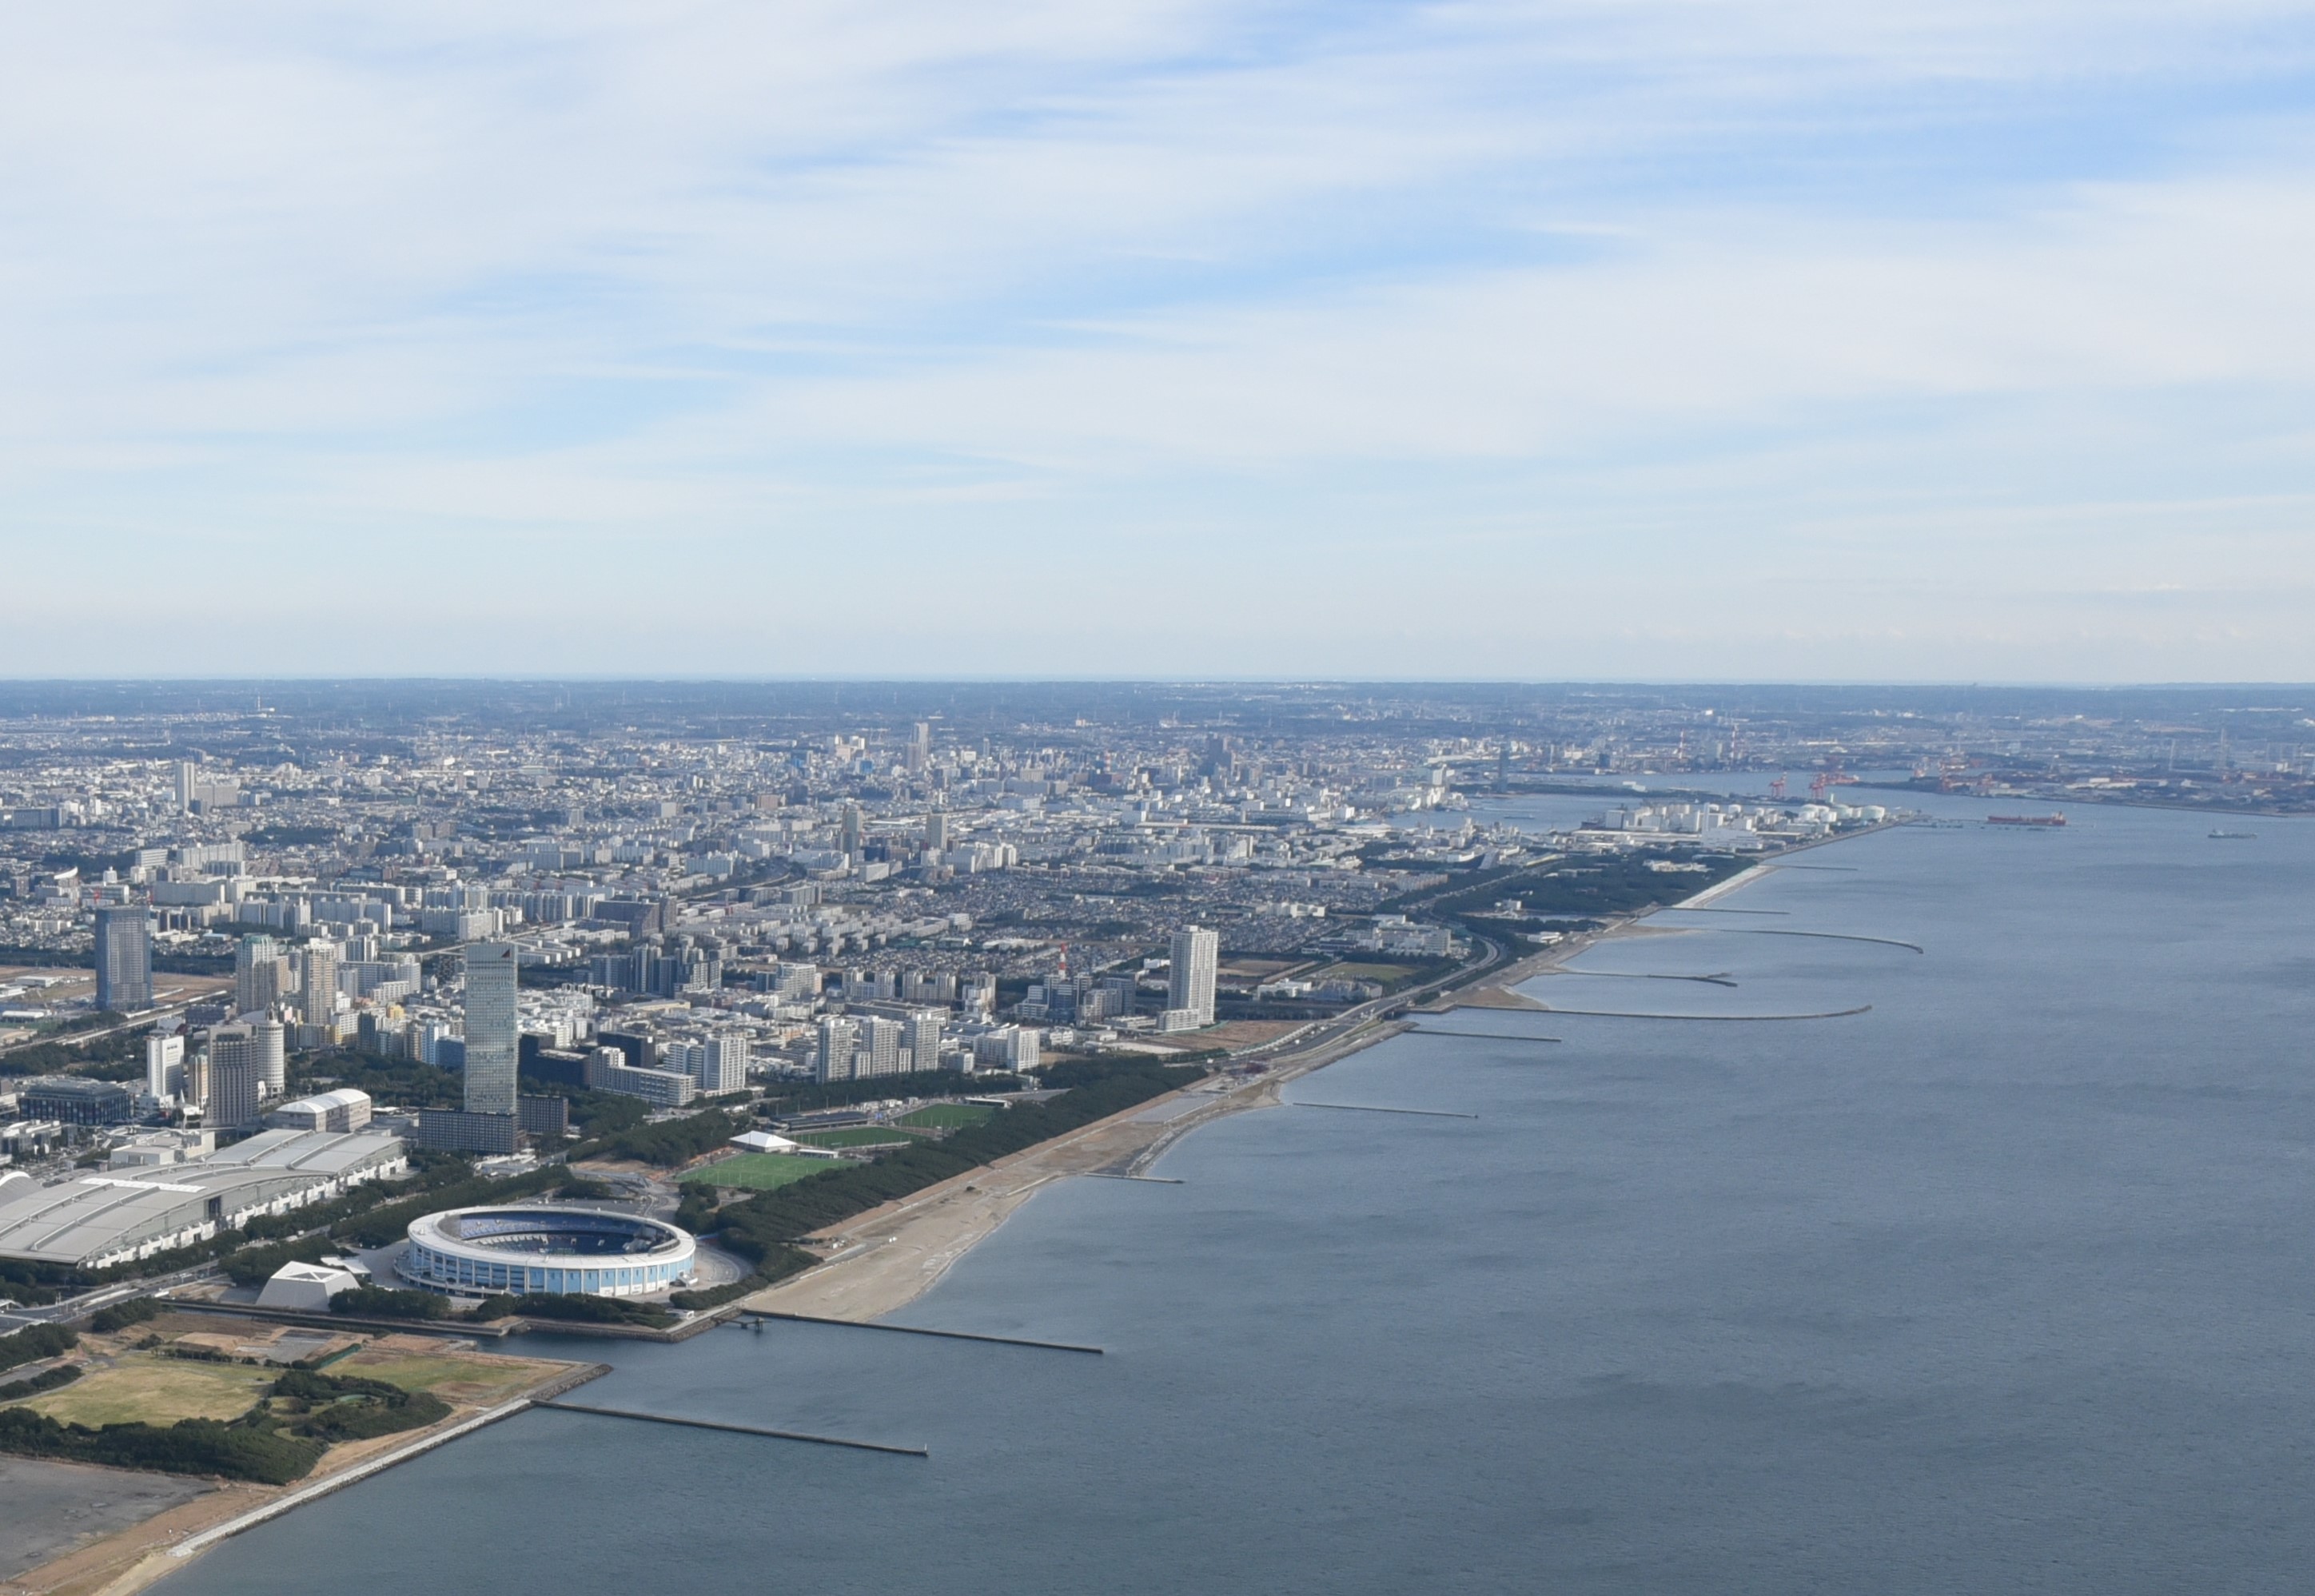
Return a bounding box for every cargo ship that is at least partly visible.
[1987,813,2066,827]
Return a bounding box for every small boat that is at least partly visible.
[2208,830,2257,840]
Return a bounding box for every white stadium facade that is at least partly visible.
[398,1206,697,1299]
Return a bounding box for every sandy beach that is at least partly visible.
[746,840,1855,1325]
[740,1011,1424,1323]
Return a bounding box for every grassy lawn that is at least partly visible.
[679,1152,835,1191]
[14,1355,272,1427]
[1308,961,1420,987]
[790,1127,912,1148]
[333,1348,564,1407]
[899,1102,995,1129]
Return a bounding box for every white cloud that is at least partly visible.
[2,2,2315,678]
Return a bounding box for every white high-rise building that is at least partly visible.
[907,1010,943,1075]
[209,1021,285,1108]
[861,1017,904,1077]
[701,1037,751,1093]
[253,1020,286,1096]
[815,1017,859,1084]
[462,942,520,1116]
[1169,925,1219,1028]
[145,1032,185,1102]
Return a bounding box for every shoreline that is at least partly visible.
[13,825,1887,1586]
[0,1354,605,1596]
[738,1014,1413,1324]
[741,832,1878,1324]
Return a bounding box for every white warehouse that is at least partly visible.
[0,1128,408,1270]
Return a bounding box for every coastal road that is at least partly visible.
[1227,928,1508,1072]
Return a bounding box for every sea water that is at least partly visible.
[160,796,2315,1594]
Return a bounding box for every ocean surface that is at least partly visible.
[161,792,2315,1594]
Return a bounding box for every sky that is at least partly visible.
[4,1,2315,682]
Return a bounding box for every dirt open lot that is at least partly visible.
[0,1458,214,1584]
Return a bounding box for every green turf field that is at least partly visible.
[899,1102,995,1129]
[791,1127,913,1148]
[679,1153,835,1190]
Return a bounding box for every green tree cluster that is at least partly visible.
[717,1061,1201,1268]
[269,1367,451,1442]
[0,1322,78,1376]
[329,1286,453,1320]
[465,1292,672,1328]
[0,1364,81,1402]
[762,1069,1021,1116]
[0,1407,325,1485]
[86,1296,165,1333]
[577,1108,752,1168]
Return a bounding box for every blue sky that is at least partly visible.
[5,1,2314,679]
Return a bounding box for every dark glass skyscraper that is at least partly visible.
[93,904,153,1013]
[462,941,520,1116]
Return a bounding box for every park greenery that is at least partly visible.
[668,1273,768,1312]
[329,1286,453,1320]
[0,1363,82,1403]
[761,1069,1022,1116]
[464,1292,672,1328]
[287,1051,464,1109]
[0,1363,450,1483]
[0,1406,324,1483]
[711,1058,1203,1279]
[0,1322,78,1376]
[86,1296,165,1333]
[575,1106,751,1168]
[0,1021,152,1080]
[270,1367,451,1442]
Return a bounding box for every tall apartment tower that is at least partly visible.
[1169,925,1219,1028]
[924,808,949,854]
[173,761,198,813]
[700,1036,751,1094]
[93,904,153,1013]
[297,941,341,1028]
[815,1016,859,1084]
[838,803,864,861]
[862,1016,904,1077]
[462,942,520,1116]
[233,935,289,1017]
[906,721,931,774]
[907,1010,943,1074]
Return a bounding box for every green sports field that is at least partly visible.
[791,1127,914,1148]
[679,1153,835,1191]
[899,1102,996,1129]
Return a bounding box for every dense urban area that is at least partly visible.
[0,679,2304,1578]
